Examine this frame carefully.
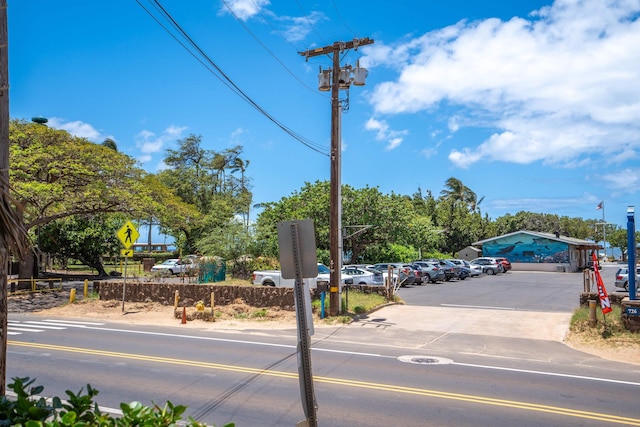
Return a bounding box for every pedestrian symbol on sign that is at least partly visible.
[117,221,139,249]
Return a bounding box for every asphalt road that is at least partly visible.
[7,268,640,427]
[7,313,640,427]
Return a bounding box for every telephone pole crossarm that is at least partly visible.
[298,37,374,59]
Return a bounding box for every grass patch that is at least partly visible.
[312,288,390,323]
[250,308,268,318]
[83,291,100,301]
[569,305,640,345]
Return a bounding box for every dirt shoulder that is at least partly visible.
[564,329,640,365]
[33,298,302,331]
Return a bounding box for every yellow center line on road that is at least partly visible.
[10,340,640,426]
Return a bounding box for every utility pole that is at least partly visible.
[299,38,373,315]
[0,1,27,394]
[0,0,9,395]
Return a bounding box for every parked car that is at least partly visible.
[470,257,502,275]
[404,264,424,285]
[467,261,484,277]
[614,266,640,292]
[342,266,384,286]
[150,258,194,275]
[493,257,512,272]
[446,259,474,280]
[411,261,445,283]
[253,263,353,287]
[437,260,459,281]
[370,263,416,286]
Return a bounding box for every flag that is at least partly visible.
[591,253,612,314]
[596,201,603,210]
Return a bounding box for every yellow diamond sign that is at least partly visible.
[117,221,139,249]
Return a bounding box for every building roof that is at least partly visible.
[472,230,600,248]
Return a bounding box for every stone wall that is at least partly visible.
[95,282,297,310]
[94,282,387,310]
[579,292,626,307]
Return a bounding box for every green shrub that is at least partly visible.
[0,377,233,427]
[353,305,366,314]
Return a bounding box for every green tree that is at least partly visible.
[253,181,443,264]
[493,211,598,241]
[607,228,640,260]
[9,119,183,277]
[158,135,252,255]
[439,177,483,211]
[39,215,122,276]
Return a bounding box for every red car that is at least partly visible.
[493,257,512,272]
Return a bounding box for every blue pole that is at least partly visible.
[627,206,636,300]
[320,291,326,319]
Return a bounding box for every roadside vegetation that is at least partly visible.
[0,376,232,426]
[568,305,640,348]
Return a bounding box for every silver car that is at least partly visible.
[614,266,640,292]
[470,257,502,275]
[342,266,384,286]
[411,261,445,283]
[447,259,482,277]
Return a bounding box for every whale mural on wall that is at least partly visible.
[481,233,570,263]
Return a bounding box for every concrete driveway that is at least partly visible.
[350,268,620,342]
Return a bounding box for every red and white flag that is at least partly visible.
[591,253,612,314]
[596,201,603,210]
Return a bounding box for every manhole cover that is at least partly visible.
[397,355,454,365]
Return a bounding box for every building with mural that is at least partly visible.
[472,230,601,272]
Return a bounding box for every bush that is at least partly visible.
[0,377,234,427]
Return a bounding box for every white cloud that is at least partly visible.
[447,117,460,133]
[487,194,600,213]
[600,168,640,194]
[220,0,270,21]
[47,117,113,142]
[229,127,248,145]
[165,125,188,137]
[279,11,326,43]
[365,0,640,168]
[364,117,408,150]
[135,125,187,164]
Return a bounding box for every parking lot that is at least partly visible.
[363,266,627,341]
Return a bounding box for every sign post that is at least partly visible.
[627,206,636,301]
[116,221,139,312]
[277,219,318,427]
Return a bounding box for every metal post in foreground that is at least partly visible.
[588,300,597,327]
[289,223,317,427]
[627,206,636,300]
[121,256,128,312]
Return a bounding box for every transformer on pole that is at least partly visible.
[299,38,374,315]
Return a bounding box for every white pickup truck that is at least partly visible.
[252,263,353,288]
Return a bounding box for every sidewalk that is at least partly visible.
[352,304,571,341]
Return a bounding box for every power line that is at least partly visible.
[331,0,358,38]
[220,0,325,97]
[293,0,328,46]
[135,0,329,156]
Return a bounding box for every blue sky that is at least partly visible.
[9,0,640,244]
